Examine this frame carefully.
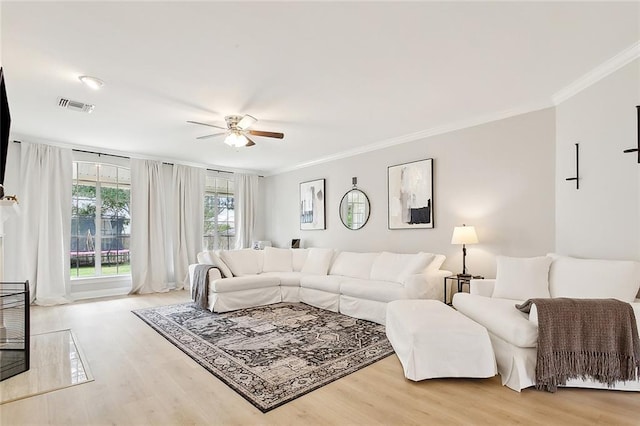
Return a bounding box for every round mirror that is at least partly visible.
[339,189,370,230]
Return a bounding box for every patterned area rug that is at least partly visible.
[132,302,394,412]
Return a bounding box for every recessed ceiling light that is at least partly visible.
[78,75,104,90]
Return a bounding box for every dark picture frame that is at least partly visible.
[388,158,434,229]
[300,178,326,230]
[0,67,11,185]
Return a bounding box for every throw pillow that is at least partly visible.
[262,247,293,273]
[425,254,446,272]
[291,249,309,272]
[329,252,379,280]
[549,255,640,302]
[492,255,552,300]
[300,248,334,275]
[197,250,233,278]
[219,249,262,276]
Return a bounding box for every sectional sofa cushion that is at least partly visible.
[262,247,293,272]
[197,250,233,278]
[291,249,309,272]
[219,249,263,276]
[300,248,334,275]
[340,279,406,303]
[549,255,640,302]
[300,275,345,293]
[370,252,435,283]
[260,271,303,287]
[453,293,539,348]
[492,255,552,300]
[209,275,280,292]
[330,252,379,280]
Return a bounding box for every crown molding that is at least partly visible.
[552,40,640,105]
[269,42,640,176]
[267,100,553,176]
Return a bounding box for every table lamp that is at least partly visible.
[451,224,478,278]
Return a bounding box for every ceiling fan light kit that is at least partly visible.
[225,132,250,147]
[187,114,284,148]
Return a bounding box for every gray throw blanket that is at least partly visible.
[516,298,640,392]
[192,264,223,309]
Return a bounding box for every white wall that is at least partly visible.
[555,58,640,260]
[263,108,556,278]
[254,177,266,243]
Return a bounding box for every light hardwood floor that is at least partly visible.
[1,291,638,425]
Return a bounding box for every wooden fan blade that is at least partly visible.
[245,136,256,147]
[187,120,227,130]
[248,130,284,139]
[196,132,226,140]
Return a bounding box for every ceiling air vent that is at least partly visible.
[57,97,95,113]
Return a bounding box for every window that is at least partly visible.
[71,162,131,278]
[203,175,234,250]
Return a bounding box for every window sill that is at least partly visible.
[70,275,132,301]
[71,274,131,284]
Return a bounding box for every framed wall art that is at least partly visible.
[300,178,326,230]
[388,158,434,229]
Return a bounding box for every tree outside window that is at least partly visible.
[71,162,131,278]
[204,176,234,250]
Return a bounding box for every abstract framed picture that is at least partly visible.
[300,178,326,230]
[388,158,434,229]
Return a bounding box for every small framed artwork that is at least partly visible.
[388,158,434,229]
[300,178,326,230]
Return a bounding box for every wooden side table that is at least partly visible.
[443,275,484,305]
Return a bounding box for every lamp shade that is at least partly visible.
[451,225,478,245]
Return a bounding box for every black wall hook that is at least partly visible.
[565,143,579,189]
[623,105,640,163]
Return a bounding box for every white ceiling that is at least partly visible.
[2,2,638,175]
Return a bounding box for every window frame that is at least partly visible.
[203,174,235,251]
[71,160,131,280]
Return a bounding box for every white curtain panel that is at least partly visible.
[17,142,72,305]
[171,165,205,289]
[130,159,171,294]
[234,173,259,249]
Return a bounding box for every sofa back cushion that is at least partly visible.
[301,248,334,275]
[196,250,212,264]
[330,252,379,280]
[219,249,263,276]
[197,250,233,278]
[370,252,435,283]
[292,249,309,272]
[425,254,446,272]
[262,247,293,273]
[549,255,640,302]
[492,255,552,300]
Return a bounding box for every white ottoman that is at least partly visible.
[386,300,496,381]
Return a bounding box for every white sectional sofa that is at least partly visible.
[453,254,640,392]
[188,247,451,325]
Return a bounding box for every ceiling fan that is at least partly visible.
[187,114,284,147]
